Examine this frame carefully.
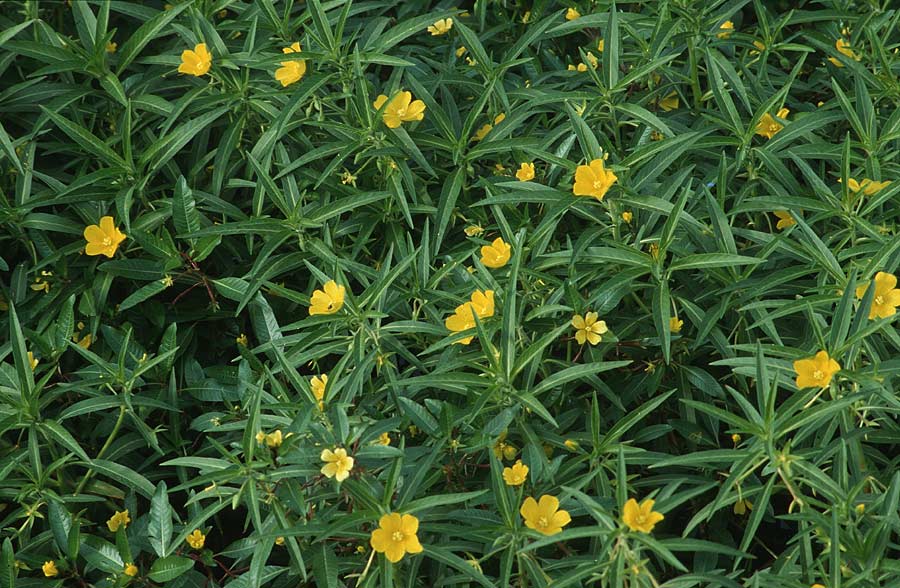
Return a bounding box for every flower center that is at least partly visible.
[593,179,605,190]
[635,513,646,524]
[874,295,884,305]
[102,236,112,246]
[396,106,407,117]
[537,516,549,529]
[392,531,405,542]
[813,369,824,381]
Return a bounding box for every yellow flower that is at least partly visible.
[321,447,354,482]
[621,211,633,223]
[750,40,766,54]
[275,536,285,545]
[733,499,753,515]
[755,107,789,139]
[186,529,206,549]
[427,18,453,36]
[370,513,423,563]
[657,91,679,112]
[178,43,212,76]
[373,91,426,129]
[265,430,283,448]
[774,210,796,230]
[311,374,328,409]
[445,290,495,344]
[255,431,266,444]
[516,162,535,181]
[845,178,891,196]
[563,439,579,451]
[464,224,484,237]
[573,158,618,201]
[716,21,734,39]
[522,10,531,23]
[597,39,604,52]
[520,495,571,536]
[669,317,683,333]
[731,433,741,445]
[568,62,588,72]
[585,52,598,69]
[27,351,38,371]
[275,42,306,87]
[43,561,59,577]
[811,585,826,588]
[828,38,860,67]
[565,7,580,20]
[571,312,608,345]
[793,350,841,389]
[473,123,494,141]
[480,237,511,269]
[309,280,345,315]
[107,509,131,532]
[502,460,529,486]
[622,498,664,533]
[456,46,467,57]
[855,272,900,319]
[106,41,117,53]
[378,432,391,446]
[124,563,138,577]
[236,333,248,346]
[84,216,127,258]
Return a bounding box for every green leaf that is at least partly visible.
[149,481,173,557]
[148,555,194,583]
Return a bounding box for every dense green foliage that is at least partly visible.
[2,0,900,587]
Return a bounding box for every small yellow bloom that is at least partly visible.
[27,351,38,371]
[731,433,741,445]
[571,312,608,345]
[378,432,391,446]
[522,11,532,23]
[464,224,484,237]
[774,210,796,230]
[573,158,618,200]
[84,216,127,258]
[669,317,684,333]
[563,439,579,451]
[844,178,891,196]
[427,18,453,36]
[520,495,571,536]
[751,40,766,54]
[473,123,493,141]
[716,21,734,39]
[585,52,598,69]
[855,503,865,515]
[107,509,131,532]
[480,237,511,269]
[502,460,529,486]
[124,563,138,577]
[733,499,753,515]
[178,43,212,76]
[755,107,789,139]
[793,350,841,389]
[657,91,679,112]
[75,333,93,349]
[106,41,117,53]
[370,513,423,563]
[340,170,357,186]
[311,374,328,410]
[855,272,900,319]
[265,430,283,448]
[275,536,285,545]
[373,91,426,129]
[445,290,495,344]
[236,333,248,346]
[811,584,826,588]
[186,529,206,549]
[275,42,307,87]
[255,431,266,444]
[622,498,664,533]
[43,560,59,577]
[565,7,580,20]
[320,447,354,482]
[456,46,467,57]
[516,162,535,181]
[597,39,604,52]
[828,38,860,67]
[621,211,633,223]
[309,280,346,315]
[568,62,588,72]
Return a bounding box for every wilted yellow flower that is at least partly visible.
[378,432,391,446]
[464,224,484,237]
[311,374,327,409]
[774,210,796,230]
[855,272,900,319]
[520,495,571,535]
[84,216,127,258]
[320,447,354,482]
[828,38,860,67]
[755,108,789,139]
[585,52,598,69]
[565,7,580,20]
[309,280,345,315]
[107,510,131,532]
[456,46,467,57]
[597,39,605,52]
[573,158,617,200]
[106,41,117,53]
[427,18,453,36]
[669,317,683,333]
[563,439,580,451]
[265,430,283,448]
[27,351,38,371]
[793,351,841,388]
[124,563,138,577]
[657,91,679,112]
[844,178,891,196]
[622,498,664,533]
[480,237,511,269]
[186,529,206,549]
[522,10,532,23]
[445,290,495,344]
[621,211,633,223]
[373,91,426,129]
[571,312,608,345]
[502,460,529,486]
[568,62,588,72]
[370,513,423,563]
[75,333,93,349]
[516,162,535,181]
[43,561,59,577]
[275,42,307,87]
[236,333,248,346]
[750,40,766,54]
[716,21,734,39]
[178,43,212,76]
[733,499,753,515]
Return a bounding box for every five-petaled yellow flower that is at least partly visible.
[378,432,391,446]
[793,350,841,389]
[502,460,529,486]
[275,42,307,87]
[178,43,212,76]
[520,495,571,536]
[124,563,138,577]
[565,7,580,20]
[669,317,684,333]
[845,178,891,196]
[717,21,734,39]
[481,237,511,269]
[321,447,354,482]
[309,280,346,315]
[828,38,860,67]
[311,374,328,409]
[43,561,59,577]
[774,210,796,230]
[107,509,131,532]
[755,108,789,139]
[187,529,206,549]
[445,290,495,344]
[427,18,453,36]
[373,91,426,129]
[84,216,127,258]
[657,91,679,112]
[573,158,618,201]
[516,162,535,182]
[572,312,608,345]
[855,272,900,319]
[622,498,664,533]
[370,513,423,563]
